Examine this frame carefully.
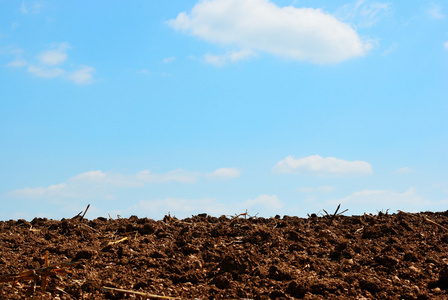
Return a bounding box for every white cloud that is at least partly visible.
[427,3,445,19]
[108,193,283,219]
[27,65,64,78]
[242,194,283,210]
[20,1,42,14]
[137,169,200,184]
[163,57,176,63]
[297,187,315,193]
[20,2,28,14]
[326,187,438,214]
[126,198,230,218]
[318,185,336,193]
[382,42,398,56]
[38,43,69,65]
[6,59,28,67]
[3,42,95,84]
[10,183,68,198]
[11,22,20,30]
[298,185,336,193]
[206,168,241,179]
[67,66,95,84]
[9,167,239,200]
[336,0,391,28]
[273,155,373,176]
[431,183,448,195]
[169,0,371,64]
[444,41,448,50]
[203,49,255,66]
[0,45,24,56]
[396,167,414,174]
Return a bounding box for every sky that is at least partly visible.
[0,0,447,221]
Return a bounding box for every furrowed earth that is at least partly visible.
[1,211,448,299]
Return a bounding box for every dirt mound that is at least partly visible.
[1,211,448,299]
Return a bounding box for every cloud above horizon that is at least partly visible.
[9,168,241,200]
[114,193,283,219]
[273,155,373,176]
[168,0,371,65]
[325,187,440,214]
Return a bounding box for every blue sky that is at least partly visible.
[0,0,447,220]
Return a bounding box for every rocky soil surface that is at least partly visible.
[1,210,448,299]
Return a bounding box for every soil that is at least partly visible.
[1,211,448,299]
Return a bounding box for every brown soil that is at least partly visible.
[1,211,448,299]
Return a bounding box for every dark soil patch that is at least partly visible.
[1,211,448,299]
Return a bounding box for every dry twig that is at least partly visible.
[323,204,348,225]
[0,257,80,295]
[107,237,128,246]
[423,217,448,232]
[102,286,182,299]
[72,204,90,220]
[398,210,448,232]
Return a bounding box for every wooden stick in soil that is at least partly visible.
[107,237,128,246]
[0,261,80,283]
[398,210,448,232]
[41,251,49,292]
[102,287,182,299]
[423,217,448,232]
[72,211,83,219]
[80,204,90,220]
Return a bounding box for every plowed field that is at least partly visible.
[1,211,448,299]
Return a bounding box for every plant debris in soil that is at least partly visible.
[1,209,448,299]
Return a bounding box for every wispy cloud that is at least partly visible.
[336,0,391,28]
[27,65,64,78]
[444,41,448,50]
[382,42,398,56]
[20,1,42,14]
[9,167,241,200]
[427,3,445,19]
[37,43,69,65]
[6,59,28,67]
[0,45,24,58]
[326,187,435,213]
[169,0,371,64]
[136,169,201,184]
[163,57,176,63]
[297,185,336,193]
[396,167,414,174]
[243,194,283,211]
[20,2,28,14]
[67,66,95,84]
[123,198,229,218]
[114,194,283,219]
[206,168,241,180]
[12,183,68,198]
[5,42,95,84]
[273,155,373,176]
[203,49,255,66]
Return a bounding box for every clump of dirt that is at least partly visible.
[1,211,448,299]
